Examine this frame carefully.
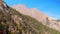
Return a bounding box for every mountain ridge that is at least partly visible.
[12,4,60,31]
[11,4,57,20]
[12,4,57,20]
[0,0,60,34]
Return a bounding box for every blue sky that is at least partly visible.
[4,0,60,19]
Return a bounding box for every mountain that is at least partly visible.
[12,5,58,22]
[12,4,60,31]
[0,0,60,34]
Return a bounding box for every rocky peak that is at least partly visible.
[12,4,60,32]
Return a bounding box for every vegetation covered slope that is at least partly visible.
[0,0,60,34]
[9,8,60,34]
[0,8,60,34]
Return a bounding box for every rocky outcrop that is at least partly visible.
[12,4,60,31]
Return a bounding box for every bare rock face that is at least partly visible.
[12,4,60,31]
[12,5,48,23]
[12,4,56,23]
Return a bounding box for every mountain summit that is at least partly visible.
[0,0,60,34]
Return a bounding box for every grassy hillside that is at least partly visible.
[9,8,60,34]
[0,7,60,34]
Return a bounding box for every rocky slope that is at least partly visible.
[0,0,60,34]
[12,4,60,31]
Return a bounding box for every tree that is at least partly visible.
[45,17,50,34]
[46,17,50,26]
